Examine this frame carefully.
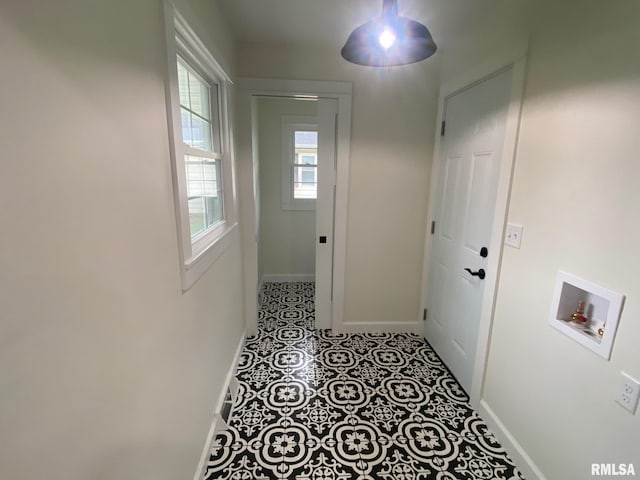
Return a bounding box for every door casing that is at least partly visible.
[419,42,528,408]
[236,78,352,336]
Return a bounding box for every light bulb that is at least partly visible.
[378,28,396,50]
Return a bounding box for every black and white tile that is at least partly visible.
[204,282,524,480]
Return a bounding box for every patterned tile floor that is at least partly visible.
[205,282,524,480]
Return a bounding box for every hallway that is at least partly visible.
[205,282,523,479]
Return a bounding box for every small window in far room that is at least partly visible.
[293,131,318,200]
[281,117,318,210]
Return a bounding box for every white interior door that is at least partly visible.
[425,68,513,392]
[315,98,338,329]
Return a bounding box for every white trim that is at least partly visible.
[183,224,238,285]
[258,277,265,297]
[337,321,422,335]
[172,7,232,85]
[192,332,246,480]
[418,43,528,407]
[437,40,528,98]
[214,334,245,423]
[236,94,259,338]
[236,78,352,336]
[237,78,352,95]
[479,400,547,480]
[331,94,351,335]
[314,98,338,330]
[262,274,315,283]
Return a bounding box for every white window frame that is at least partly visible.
[163,2,237,291]
[281,116,318,211]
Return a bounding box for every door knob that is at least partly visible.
[464,268,486,280]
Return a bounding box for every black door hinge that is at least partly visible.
[423,308,428,321]
[431,221,435,235]
[441,121,446,136]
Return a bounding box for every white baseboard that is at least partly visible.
[479,400,546,480]
[335,321,422,335]
[262,274,315,283]
[192,332,246,480]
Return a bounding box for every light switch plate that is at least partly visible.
[505,223,523,248]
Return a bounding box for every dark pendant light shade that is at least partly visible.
[341,0,437,67]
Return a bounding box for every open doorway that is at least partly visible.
[237,79,352,336]
[253,95,338,330]
[255,96,318,287]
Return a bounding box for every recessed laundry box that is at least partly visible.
[549,271,625,359]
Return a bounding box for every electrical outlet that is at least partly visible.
[616,372,640,414]
[505,223,523,249]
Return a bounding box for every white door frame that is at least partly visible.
[236,78,352,336]
[419,43,528,407]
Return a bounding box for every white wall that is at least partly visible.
[438,0,533,83]
[237,43,440,327]
[441,1,640,478]
[257,97,317,279]
[0,1,244,480]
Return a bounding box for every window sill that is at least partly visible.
[182,221,238,291]
[282,200,316,212]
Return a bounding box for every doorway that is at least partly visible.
[419,51,527,405]
[236,79,352,335]
[253,96,338,330]
[254,96,319,286]
[426,67,513,393]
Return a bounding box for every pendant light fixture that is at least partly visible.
[341,0,437,67]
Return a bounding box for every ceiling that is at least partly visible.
[216,0,513,51]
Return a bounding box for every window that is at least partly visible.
[281,116,318,210]
[293,131,318,200]
[164,4,237,290]
[178,59,224,239]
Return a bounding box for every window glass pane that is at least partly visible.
[301,167,315,183]
[186,155,219,197]
[185,155,223,238]
[202,161,217,196]
[299,154,316,165]
[177,57,214,152]
[205,195,223,228]
[177,61,190,108]
[293,182,317,199]
[180,108,193,146]
[185,157,204,196]
[293,166,317,199]
[189,74,210,120]
[291,129,318,200]
[188,197,206,238]
[295,131,317,148]
[190,114,212,151]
